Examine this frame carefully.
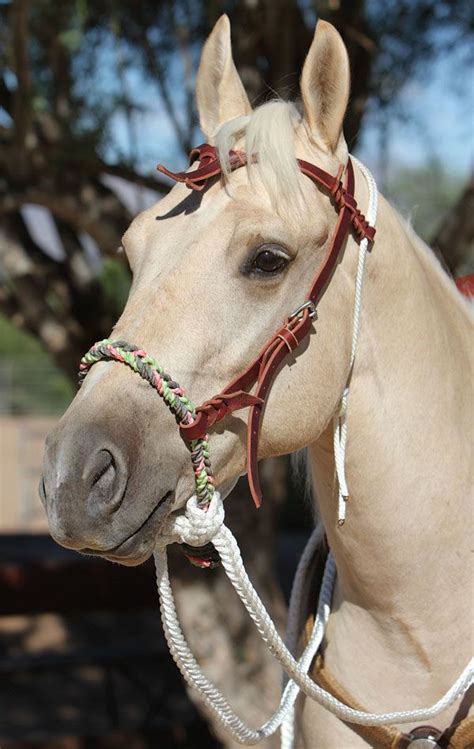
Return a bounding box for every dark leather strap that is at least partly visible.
[158,144,246,191]
[158,146,374,243]
[177,390,263,442]
[313,654,474,749]
[160,145,376,507]
[245,161,357,504]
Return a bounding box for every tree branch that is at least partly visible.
[0,186,126,255]
[10,0,31,170]
[97,162,169,193]
[140,32,192,155]
[0,78,13,118]
[0,212,115,379]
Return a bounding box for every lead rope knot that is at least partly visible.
[157,491,224,549]
[178,491,224,547]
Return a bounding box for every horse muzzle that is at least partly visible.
[40,414,176,564]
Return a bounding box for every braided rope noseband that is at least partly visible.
[79,339,220,567]
[79,339,214,505]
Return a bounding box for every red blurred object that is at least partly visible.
[455,274,474,298]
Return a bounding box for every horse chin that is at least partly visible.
[80,490,176,567]
[81,479,239,567]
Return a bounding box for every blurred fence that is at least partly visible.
[0,355,71,532]
[0,415,54,532]
[0,358,73,418]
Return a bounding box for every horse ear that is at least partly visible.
[196,14,251,140]
[300,20,350,153]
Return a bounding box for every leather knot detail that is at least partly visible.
[275,326,300,352]
[329,164,345,204]
[188,144,217,166]
[353,213,376,243]
[228,149,248,169]
[331,184,375,243]
[179,391,263,442]
[197,395,233,426]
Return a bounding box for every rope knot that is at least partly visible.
[329,176,376,244]
[172,492,224,547]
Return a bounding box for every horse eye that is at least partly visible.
[249,245,289,276]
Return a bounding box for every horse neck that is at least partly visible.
[308,177,472,652]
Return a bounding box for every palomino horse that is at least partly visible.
[41,16,473,748]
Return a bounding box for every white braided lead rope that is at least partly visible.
[154,493,474,745]
[333,156,379,525]
[213,522,474,725]
[154,497,333,745]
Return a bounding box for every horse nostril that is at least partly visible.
[91,449,115,487]
[86,448,126,513]
[39,475,46,505]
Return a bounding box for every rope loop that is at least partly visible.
[155,491,224,550]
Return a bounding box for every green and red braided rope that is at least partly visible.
[79,339,216,509]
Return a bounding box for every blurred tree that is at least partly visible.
[389,160,467,240]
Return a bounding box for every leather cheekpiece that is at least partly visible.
[158,146,375,507]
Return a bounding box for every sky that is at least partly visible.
[357,46,474,184]
[107,31,473,188]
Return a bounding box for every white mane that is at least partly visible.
[215,100,308,217]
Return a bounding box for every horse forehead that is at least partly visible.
[127,183,235,251]
[126,162,325,260]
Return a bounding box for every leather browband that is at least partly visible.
[157,145,376,508]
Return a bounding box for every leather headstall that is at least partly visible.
[157,145,376,509]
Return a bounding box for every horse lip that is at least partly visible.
[81,490,174,558]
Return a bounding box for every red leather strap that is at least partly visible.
[160,145,376,507]
[158,144,247,191]
[180,391,263,441]
[244,162,356,506]
[158,146,374,242]
[298,158,375,243]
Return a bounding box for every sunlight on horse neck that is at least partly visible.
[306,166,472,690]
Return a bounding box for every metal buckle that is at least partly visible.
[406,737,440,748]
[289,300,317,320]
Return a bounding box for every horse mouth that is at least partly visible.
[83,490,174,565]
